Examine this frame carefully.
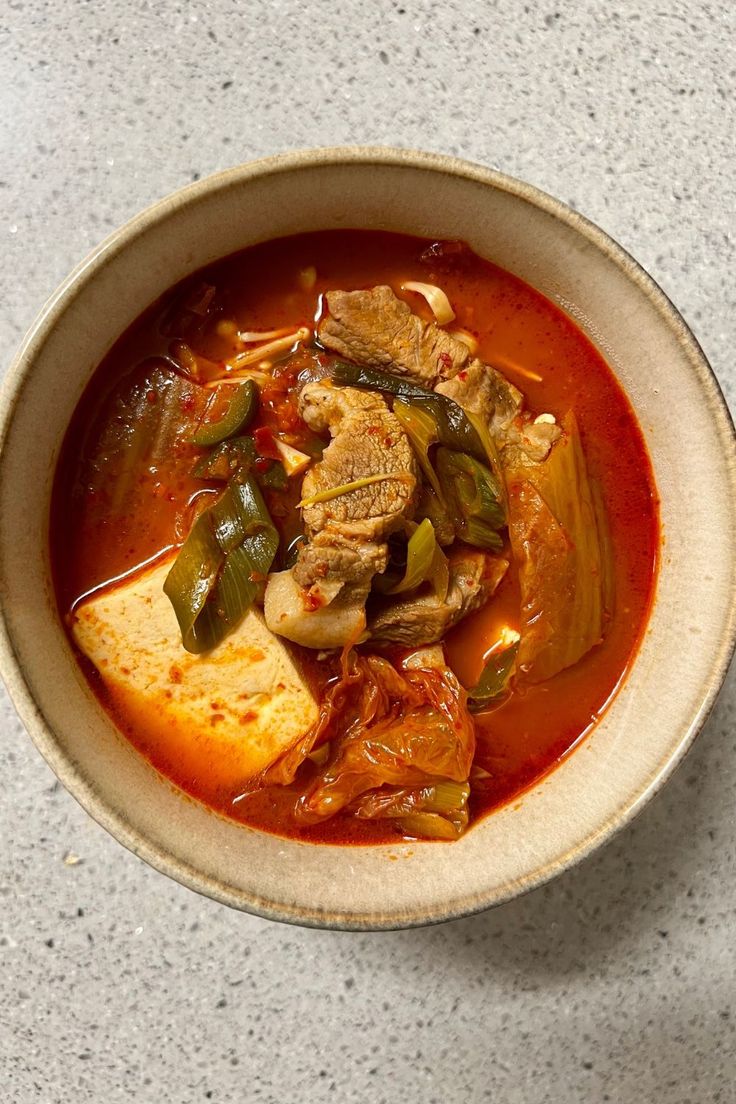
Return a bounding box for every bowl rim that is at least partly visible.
[1,145,735,930]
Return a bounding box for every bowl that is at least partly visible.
[1,147,734,930]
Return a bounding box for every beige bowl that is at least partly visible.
[1,148,734,930]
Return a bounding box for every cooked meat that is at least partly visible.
[264,569,368,650]
[299,379,386,435]
[368,550,509,646]
[319,286,470,385]
[298,381,418,542]
[292,531,388,593]
[320,286,559,463]
[435,360,561,463]
[513,419,562,463]
[265,382,418,649]
[435,360,522,429]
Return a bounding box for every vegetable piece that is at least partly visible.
[330,361,487,461]
[192,380,258,446]
[191,435,288,491]
[87,361,210,520]
[591,477,616,620]
[273,439,311,477]
[253,459,288,491]
[401,281,456,324]
[414,485,455,546]
[164,476,278,654]
[237,326,296,343]
[506,412,609,683]
[468,630,520,712]
[208,369,272,388]
[393,400,445,504]
[169,340,223,383]
[436,447,504,550]
[399,812,463,840]
[386,519,448,598]
[352,780,470,839]
[297,472,413,509]
[287,653,476,827]
[226,326,311,371]
[459,518,504,552]
[465,409,508,519]
[192,435,256,479]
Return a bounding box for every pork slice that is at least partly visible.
[368,550,509,646]
[435,360,522,429]
[298,381,418,542]
[319,286,470,385]
[264,382,419,649]
[435,359,561,463]
[292,531,389,594]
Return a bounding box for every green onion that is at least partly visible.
[298,472,412,509]
[460,518,504,552]
[466,409,508,519]
[436,447,504,549]
[192,435,287,491]
[393,400,446,504]
[386,519,443,595]
[330,361,486,461]
[430,541,450,601]
[468,636,519,711]
[164,476,278,653]
[191,380,258,447]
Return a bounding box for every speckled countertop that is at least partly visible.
[1,2,735,1101]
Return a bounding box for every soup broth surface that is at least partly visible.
[52,231,659,844]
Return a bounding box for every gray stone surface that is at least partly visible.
[1,1,734,1101]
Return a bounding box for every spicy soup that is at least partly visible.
[51,230,659,844]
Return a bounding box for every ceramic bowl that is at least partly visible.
[1,148,734,930]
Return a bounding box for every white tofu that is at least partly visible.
[71,559,318,784]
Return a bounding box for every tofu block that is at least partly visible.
[71,559,318,785]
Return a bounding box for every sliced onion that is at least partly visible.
[533,413,556,425]
[401,281,456,325]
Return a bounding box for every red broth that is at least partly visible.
[51,230,659,844]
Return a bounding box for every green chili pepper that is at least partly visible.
[191,380,258,447]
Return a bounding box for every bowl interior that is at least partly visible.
[1,149,734,929]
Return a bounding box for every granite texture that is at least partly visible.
[1,2,735,1101]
